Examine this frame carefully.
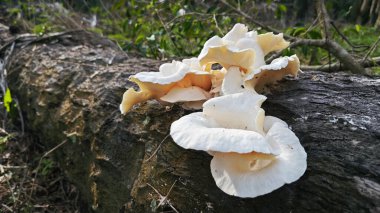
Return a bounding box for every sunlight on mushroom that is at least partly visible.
[245,55,300,93]
[198,23,290,74]
[197,23,299,95]
[198,23,259,73]
[121,23,306,199]
[170,91,307,198]
[211,122,307,198]
[120,58,212,114]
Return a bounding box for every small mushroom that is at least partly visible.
[120,58,212,114]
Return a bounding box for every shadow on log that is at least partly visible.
[4,31,380,212]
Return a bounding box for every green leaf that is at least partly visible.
[355,24,361,33]
[293,27,306,36]
[278,4,287,12]
[3,88,12,113]
[307,30,322,39]
[0,134,12,145]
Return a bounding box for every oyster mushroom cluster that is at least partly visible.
[120,23,307,198]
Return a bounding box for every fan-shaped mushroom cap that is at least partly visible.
[160,86,212,103]
[211,120,307,198]
[198,23,261,72]
[245,55,300,93]
[120,58,212,114]
[135,58,208,84]
[198,23,290,73]
[170,92,278,154]
[170,112,274,154]
[257,32,289,55]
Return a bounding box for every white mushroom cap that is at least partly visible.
[198,23,290,73]
[245,55,300,81]
[120,58,213,114]
[170,92,278,154]
[170,112,274,154]
[198,23,261,72]
[257,32,289,55]
[133,58,209,84]
[160,86,211,103]
[244,55,300,93]
[210,119,307,198]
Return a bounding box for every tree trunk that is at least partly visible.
[358,0,372,24]
[4,31,380,212]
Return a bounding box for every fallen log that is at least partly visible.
[3,31,380,212]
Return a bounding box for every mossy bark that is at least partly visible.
[5,31,380,212]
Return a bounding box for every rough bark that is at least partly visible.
[3,31,380,212]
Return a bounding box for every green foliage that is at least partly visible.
[1,0,379,72]
[373,67,380,75]
[32,24,51,36]
[3,88,12,113]
[283,24,380,67]
[39,158,55,176]
[355,24,361,33]
[275,4,287,19]
[0,134,13,153]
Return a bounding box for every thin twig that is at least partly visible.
[1,204,13,212]
[29,140,68,198]
[219,0,295,40]
[213,14,224,36]
[301,56,380,72]
[330,21,369,51]
[6,175,17,204]
[167,12,213,25]
[147,180,179,213]
[155,9,180,53]
[99,0,121,20]
[301,14,320,36]
[144,134,170,162]
[41,140,68,158]
[363,35,380,61]
[0,164,27,169]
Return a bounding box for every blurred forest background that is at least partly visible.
[0,0,379,212]
[1,0,380,72]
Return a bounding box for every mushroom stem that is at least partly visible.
[221,66,247,95]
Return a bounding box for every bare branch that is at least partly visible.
[316,0,331,39]
[301,56,380,72]
[330,21,369,51]
[267,38,366,74]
